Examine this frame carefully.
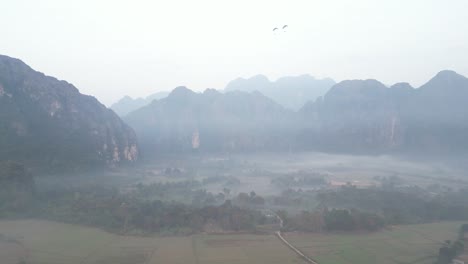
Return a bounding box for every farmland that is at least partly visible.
[0,220,306,264]
[284,222,465,264]
[0,220,465,264]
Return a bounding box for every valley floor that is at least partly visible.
[0,220,306,264]
[283,222,464,264]
[0,220,464,264]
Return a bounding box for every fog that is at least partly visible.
[2,1,468,264]
[1,0,468,105]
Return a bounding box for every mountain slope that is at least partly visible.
[401,70,468,152]
[0,55,139,171]
[300,71,468,154]
[125,87,296,154]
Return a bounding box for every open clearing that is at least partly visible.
[284,222,465,264]
[0,220,465,264]
[0,220,306,264]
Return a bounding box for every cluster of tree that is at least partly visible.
[0,164,264,235]
[268,189,316,208]
[373,175,405,189]
[21,187,262,235]
[0,161,34,192]
[279,208,385,232]
[316,185,468,224]
[132,180,233,207]
[233,191,266,208]
[0,161,34,217]
[436,224,467,264]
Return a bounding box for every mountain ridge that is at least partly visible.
[0,55,139,172]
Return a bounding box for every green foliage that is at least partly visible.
[437,236,465,264]
[317,186,468,225]
[0,184,262,235]
[0,161,34,191]
[284,208,385,232]
[233,192,266,208]
[0,161,34,216]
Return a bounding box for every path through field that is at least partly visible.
[0,220,306,264]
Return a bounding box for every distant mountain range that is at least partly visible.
[110,91,169,117]
[225,74,336,110]
[126,70,468,156]
[2,54,467,168]
[0,55,139,172]
[111,74,335,116]
[300,70,468,153]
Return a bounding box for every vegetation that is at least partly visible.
[316,185,468,225]
[436,224,467,264]
[0,173,263,235]
[273,185,468,233]
[280,208,385,232]
[0,161,34,217]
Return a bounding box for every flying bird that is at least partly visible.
[273,27,279,32]
[282,25,288,30]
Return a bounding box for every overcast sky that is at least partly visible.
[2,0,468,105]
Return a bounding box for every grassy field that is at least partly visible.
[0,220,465,264]
[284,222,465,264]
[0,220,306,264]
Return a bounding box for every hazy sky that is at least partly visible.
[2,0,468,105]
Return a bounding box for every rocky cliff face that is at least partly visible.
[125,87,296,154]
[0,55,139,171]
[300,71,468,154]
[125,71,468,156]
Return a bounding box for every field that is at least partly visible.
[0,220,306,264]
[284,222,465,264]
[0,220,464,264]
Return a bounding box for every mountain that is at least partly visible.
[0,55,139,171]
[125,87,296,154]
[125,70,468,156]
[111,91,169,117]
[300,79,406,152]
[300,70,468,154]
[401,70,468,153]
[225,74,335,110]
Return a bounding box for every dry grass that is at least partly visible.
[284,222,464,264]
[0,220,305,264]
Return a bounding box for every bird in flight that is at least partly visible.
[273,25,288,34]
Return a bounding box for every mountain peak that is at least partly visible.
[420,70,468,91]
[203,88,221,96]
[390,82,414,91]
[169,86,195,97]
[435,70,462,78]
